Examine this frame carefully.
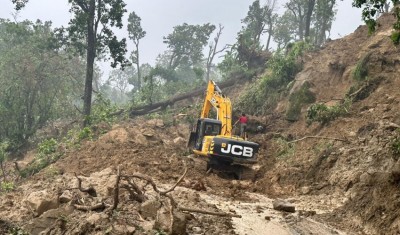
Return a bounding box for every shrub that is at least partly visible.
[286,82,316,121]
[392,130,400,156]
[275,138,295,159]
[353,52,371,81]
[1,181,14,192]
[306,99,351,126]
[20,138,61,178]
[38,138,57,155]
[236,41,311,115]
[78,127,93,141]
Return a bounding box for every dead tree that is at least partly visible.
[129,78,241,116]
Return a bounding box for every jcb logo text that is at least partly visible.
[221,144,253,157]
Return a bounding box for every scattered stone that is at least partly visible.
[173,137,185,145]
[147,119,164,128]
[86,213,102,226]
[140,199,161,218]
[272,199,295,213]
[300,186,311,195]
[114,224,135,234]
[171,211,187,235]
[59,190,73,203]
[264,215,271,220]
[192,226,202,233]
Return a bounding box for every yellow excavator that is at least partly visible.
[188,80,259,179]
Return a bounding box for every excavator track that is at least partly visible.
[206,158,256,180]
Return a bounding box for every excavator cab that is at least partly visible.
[188,118,221,151]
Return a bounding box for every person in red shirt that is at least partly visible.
[235,113,248,139]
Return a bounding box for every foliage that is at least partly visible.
[89,94,120,125]
[353,52,371,81]
[275,0,337,47]
[8,227,30,235]
[392,133,400,156]
[352,0,400,44]
[20,138,61,178]
[1,181,15,192]
[275,138,296,159]
[286,82,316,121]
[38,138,57,155]
[236,41,311,115]
[241,0,277,47]
[306,99,351,125]
[0,20,84,146]
[78,127,93,141]
[127,11,146,90]
[163,23,215,70]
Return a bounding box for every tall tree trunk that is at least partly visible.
[266,23,273,50]
[1,161,6,182]
[83,0,96,127]
[305,0,316,39]
[135,44,141,90]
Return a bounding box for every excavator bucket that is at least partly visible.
[187,131,197,149]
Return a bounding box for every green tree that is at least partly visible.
[67,0,128,126]
[163,23,215,70]
[241,0,278,50]
[352,0,400,44]
[12,1,129,126]
[273,11,298,49]
[313,0,337,46]
[127,11,146,90]
[0,20,85,144]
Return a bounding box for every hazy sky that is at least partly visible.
[0,0,363,73]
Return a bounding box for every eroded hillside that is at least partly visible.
[0,13,399,235]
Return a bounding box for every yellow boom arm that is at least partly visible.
[200,81,232,136]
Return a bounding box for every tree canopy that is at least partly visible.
[352,0,400,44]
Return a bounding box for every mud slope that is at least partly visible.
[254,13,400,235]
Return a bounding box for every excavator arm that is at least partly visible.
[200,81,232,136]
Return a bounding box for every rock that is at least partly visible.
[25,190,59,217]
[272,199,295,213]
[171,211,187,235]
[113,224,136,234]
[86,213,103,226]
[140,199,161,218]
[141,128,156,137]
[147,119,164,128]
[155,207,187,235]
[24,208,71,235]
[300,186,311,195]
[126,226,136,234]
[173,137,185,145]
[192,226,202,233]
[59,190,73,203]
[88,168,117,198]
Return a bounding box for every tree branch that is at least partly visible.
[75,0,89,13]
[178,206,242,218]
[289,136,349,144]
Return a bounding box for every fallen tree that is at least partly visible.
[129,78,241,116]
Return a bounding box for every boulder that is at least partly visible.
[140,199,161,218]
[59,190,73,203]
[155,207,187,235]
[272,199,295,213]
[25,190,59,217]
